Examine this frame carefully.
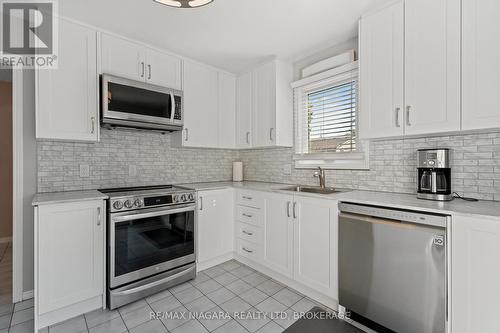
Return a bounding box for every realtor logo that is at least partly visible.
[1,0,58,68]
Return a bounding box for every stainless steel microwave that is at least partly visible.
[101,74,183,131]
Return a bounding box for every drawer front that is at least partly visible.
[237,238,261,261]
[237,222,262,245]
[237,190,264,209]
[237,206,261,227]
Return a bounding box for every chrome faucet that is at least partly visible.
[313,167,326,188]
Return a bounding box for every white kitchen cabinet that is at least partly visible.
[145,48,182,90]
[451,214,500,333]
[218,72,237,148]
[100,34,182,89]
[181,60,219,148]
[294,196,338,299]
[404,0,460,135]
[252,59,293,148]
[462,0,500,130]
[197,189,234,266]
[359,0,460,138]
[100,34,145,81]
[236,71,253,148]
[262,192,294,278]
[359,1,404,139]
[35,200,105,330]
[36,19,98,142]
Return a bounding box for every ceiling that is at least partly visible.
[60,0,390,73]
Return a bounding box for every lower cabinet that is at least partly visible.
[34,199,105,330]
[451,214,500,333]
[196,188,234,266]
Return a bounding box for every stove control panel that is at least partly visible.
[110,191,195,212]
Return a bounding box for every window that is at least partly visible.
[293,61,369,169]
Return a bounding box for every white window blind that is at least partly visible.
[294,64,359,155]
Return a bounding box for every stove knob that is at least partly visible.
[134,199,143,207]
[181,194,187,202]
[124,200,134,209]
[113,201,123,210]
[188,193,194,201]
[173,195,179,203]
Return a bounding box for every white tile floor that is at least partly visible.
[1,259,334,333]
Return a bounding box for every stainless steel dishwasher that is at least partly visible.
[338,202,450,333]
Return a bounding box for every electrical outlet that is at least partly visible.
[79,164,90,178]
[129,164,137,177]
[283,164,292,176]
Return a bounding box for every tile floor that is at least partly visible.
[0,259,335,333]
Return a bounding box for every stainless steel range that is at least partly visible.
[100,185,196,309]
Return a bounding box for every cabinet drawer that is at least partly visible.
[237,238,262,261]
[237,206,261,227]
[237,190,264,209]
[236,222,262,245]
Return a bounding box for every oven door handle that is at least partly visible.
[112,206,194,222]
[112,265,196,297]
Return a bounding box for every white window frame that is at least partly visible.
[292,61,369,170]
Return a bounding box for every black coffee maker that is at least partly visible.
[417,148,452,201]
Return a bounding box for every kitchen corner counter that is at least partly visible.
[32,190,108,206]
[178,181,500,220]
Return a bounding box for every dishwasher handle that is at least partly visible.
[339,212,416,229]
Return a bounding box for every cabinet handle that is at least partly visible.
[91,117,95,134]
[242,213,253,218]
[395,107,401,127]
[97,207,101,226]
[242,230,254,236]
[269,128,274,141]
[293,202,297,219]
[246,132,250,144]
[141,62,145,78]
[199,196,203,211]
[242,196,253,200]
[148,64,152,80]
[185,128,189,141]
[406,106,412,126]
[242,247,253,253]
[286,201,291,218]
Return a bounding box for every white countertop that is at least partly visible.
[32,190,108,206]
[179,181,500,220]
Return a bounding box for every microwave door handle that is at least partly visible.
[170,92,175,121]
[113,206,194,222]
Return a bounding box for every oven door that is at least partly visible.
[109,204,195,289]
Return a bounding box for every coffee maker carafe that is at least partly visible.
[417,148,452,201]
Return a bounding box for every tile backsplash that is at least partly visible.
[38,129,500,201]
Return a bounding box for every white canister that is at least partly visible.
[233,161,243,182]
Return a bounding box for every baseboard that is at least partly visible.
[22,290,34,300]
[197,252,234,272]
[0,237,12,244]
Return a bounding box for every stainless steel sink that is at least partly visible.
[281,185,344,194]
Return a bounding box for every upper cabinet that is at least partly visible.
[462,0,500,130]
[36,19,99,142]
[218,72,237,148]
[236,59,293,148]
[100,34,182,90]
[360,0,461,139]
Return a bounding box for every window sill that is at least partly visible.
[293,151,370,170]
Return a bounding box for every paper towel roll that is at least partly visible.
[233,161,243,182]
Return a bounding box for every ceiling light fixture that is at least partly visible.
[154,0,214,8]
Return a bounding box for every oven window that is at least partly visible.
[107,82,172,119]
[114,211,194,278]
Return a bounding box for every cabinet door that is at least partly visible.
[294,197,338,299]
[37,200,104,314]
[262,193,293,278]
[451,215,500,333]
[182,60,218,147]
[359,1,404,139]
[404,0,460,135]
[101,34,145,81]
[236,72,253,148]
[145,48,182,90]
[197,189,234,263]
[218,72,236,148]
[37,19,98,142]
[462,0,500,130]
[253,61,276,147]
